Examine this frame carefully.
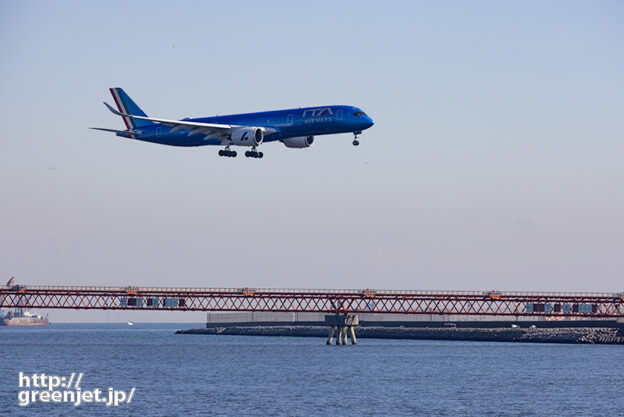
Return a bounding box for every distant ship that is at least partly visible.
[1,277,49,326]
[1,309,49,326]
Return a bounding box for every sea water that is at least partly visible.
[1,323,622,416]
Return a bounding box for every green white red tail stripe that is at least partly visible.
[109,88,135,130]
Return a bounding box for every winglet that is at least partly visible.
[104,101,124,116]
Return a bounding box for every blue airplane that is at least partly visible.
[91,88,374,158]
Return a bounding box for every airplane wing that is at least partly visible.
[103,102,276,137]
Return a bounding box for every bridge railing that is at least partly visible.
[1,285,622,298]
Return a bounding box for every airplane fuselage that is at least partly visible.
[116,105,374,147]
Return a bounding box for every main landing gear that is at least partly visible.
[245,146,263,158]
[353,131,361,146]
[218,146,237,157]
[218,145,264,159]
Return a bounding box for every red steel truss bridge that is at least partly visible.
[1,285,624,318]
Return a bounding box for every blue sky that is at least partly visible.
[1,1,623,321]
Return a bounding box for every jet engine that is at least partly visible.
[231,127,263,146]
[281,136,314,148]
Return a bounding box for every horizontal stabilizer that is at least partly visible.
[89,127,141,138]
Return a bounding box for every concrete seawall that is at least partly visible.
[176,325,624,344]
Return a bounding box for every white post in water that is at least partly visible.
[327,326,336,345]
[348,325,357,345]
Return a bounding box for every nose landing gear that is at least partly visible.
[352,131,361,146]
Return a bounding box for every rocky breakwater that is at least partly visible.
[176,325,624,344]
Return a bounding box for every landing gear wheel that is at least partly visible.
[352,140,360,146]
[220,146,236,157]
[244,147,263,158]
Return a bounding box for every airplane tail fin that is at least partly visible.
[109,88,155,129]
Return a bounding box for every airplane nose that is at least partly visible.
[364,115,374,129]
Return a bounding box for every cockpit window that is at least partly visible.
[354,111,366,116]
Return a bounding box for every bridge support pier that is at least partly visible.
[325,315,358,345]
[326,326,336,345]
[349,325,357,345]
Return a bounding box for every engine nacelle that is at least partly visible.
[231,127,263,146]
[281,136,314,149]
